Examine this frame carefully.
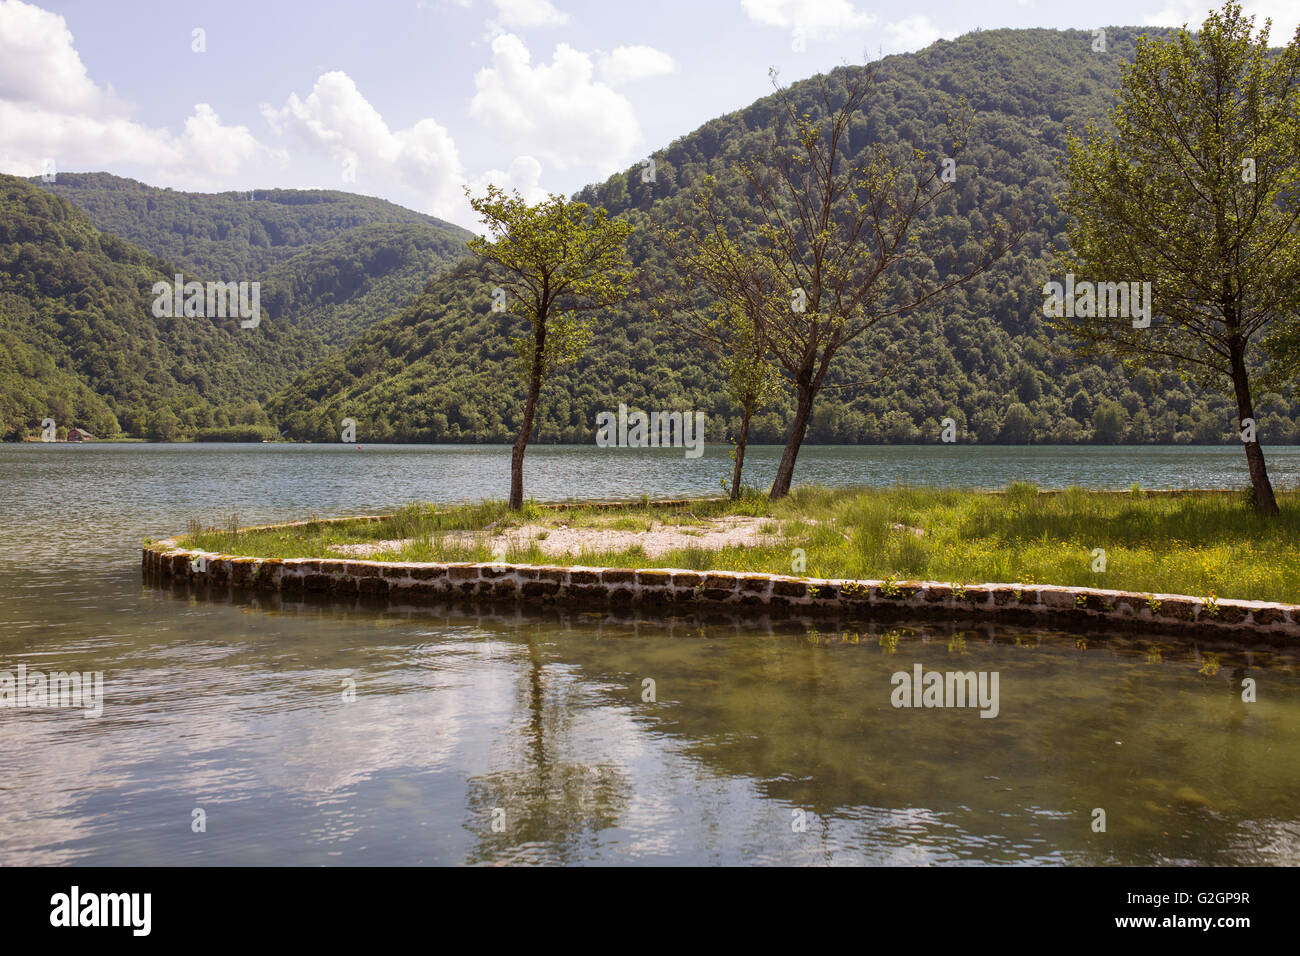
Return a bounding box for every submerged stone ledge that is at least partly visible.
[141,514,1300,640]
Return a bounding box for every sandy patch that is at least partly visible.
[329,515,786,560]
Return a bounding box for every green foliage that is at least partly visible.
[6,173,469,439]
[656,175,784,493]
[192,424,281,442]
[257,222,469,344]
[35,172,470,280]
[16,31,1300,448]
[657,177,783,411]
[35,173,470,350]
[466,185,635,384]
[1092,400,1127,443]
[465,186,636,505]
[718,311,783,419]
[1054,2,1300,509]
[1057,5,1300,391]
[0,175,328,439]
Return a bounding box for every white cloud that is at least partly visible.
[0,0,569,227]
[262,71,465,218]
[740,0,875,41]
[180,104,282,179]
[489,0,568,31]
[469,33,641,171]
[468,154,551,205]
[0,100,173,173]
[883,15,958,53]
[598,45,677,85]
[0,0,103,112]
[1144,1,1300,42]
[0,0,281,187]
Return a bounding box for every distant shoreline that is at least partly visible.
[11,437,1300,448]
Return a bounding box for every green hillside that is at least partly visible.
[33,172,470,277]
[34,173,471,347]
[257,222,469,344]
[0,175,328,439]
[267,26,1300,446]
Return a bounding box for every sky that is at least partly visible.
[1,0,1297,228]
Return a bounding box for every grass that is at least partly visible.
[176,484,1300,604]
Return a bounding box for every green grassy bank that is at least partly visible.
[176,484,1300,605]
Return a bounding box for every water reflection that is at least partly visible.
[5,577,1295,865]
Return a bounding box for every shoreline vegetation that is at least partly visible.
[178,484,1300,605]
[15,435,1300,448]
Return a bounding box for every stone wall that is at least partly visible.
[142,516,1300,640]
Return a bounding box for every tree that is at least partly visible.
[1057,2,1300,514]
[656,177,783,499]
[1000,403,1034,443]
[466,186,634,509]
[716,311,783,497]
[1263,323,1300,394]
[1092,400,1127,443]
[737,68,1019,498]
[146,406,181,442]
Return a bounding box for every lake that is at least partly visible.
[1,442,1298,865]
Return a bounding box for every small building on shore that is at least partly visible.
[66,428,95,442]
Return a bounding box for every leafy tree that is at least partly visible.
[656,177,783,499]
[716,311,783,497]
[1001,402,1034,443]
[1057,2,1300,513]
[1092,400,1127,443]
[737,68,1019,497]
[146,407,182,441]
[466,186,634,509]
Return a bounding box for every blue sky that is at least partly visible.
[1,0,1295,227]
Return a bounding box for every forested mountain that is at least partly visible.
[0,175,328,439]
[256,222,468,344]
[267,27,1300,446]
[32,173,471,347]
[1,173,473,438]
[33,173,470,277]
[8,27,1297,445]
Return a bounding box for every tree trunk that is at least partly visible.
[730,403,753,501]
[770,381,815,500]
[1229,345,1279,515]
[510,323,546,511]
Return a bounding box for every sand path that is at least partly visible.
[330,514,786,559]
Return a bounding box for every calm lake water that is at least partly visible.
[1,443,1298,865]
